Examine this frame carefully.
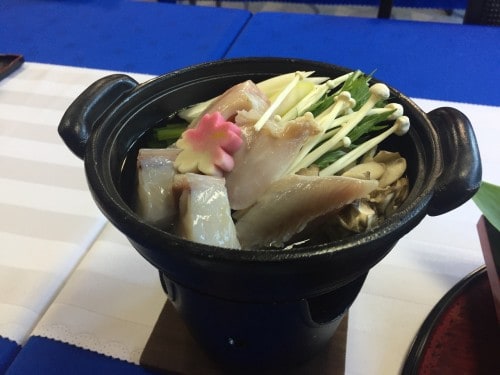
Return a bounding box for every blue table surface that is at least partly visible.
[5,337,154,375]
[0,338,20,374]
[0,0,251,75]
[226,12,500,106]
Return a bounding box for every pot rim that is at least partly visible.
[84,57,440,265]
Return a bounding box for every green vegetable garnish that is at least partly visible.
[346,111,393,144]
[473,181,500,231]
[147,122,187,148]
[314,149,349,169]
[154,123,186,141]
[337,70,373,111]
[309,70,372,116]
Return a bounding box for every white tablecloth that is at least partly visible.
[1,62,498,374]
[0,62,152,344]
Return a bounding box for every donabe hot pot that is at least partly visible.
[59,58,481,371]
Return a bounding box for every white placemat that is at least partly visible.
[0,62,152,345]
[32,223,166,364]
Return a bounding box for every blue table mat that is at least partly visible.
[225,12,500,106]
[5,337,153,375]
[0,0,251,75]
[0,337,20,374]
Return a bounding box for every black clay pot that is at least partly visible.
[58,58,481,371]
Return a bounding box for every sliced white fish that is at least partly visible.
[235,174,378,249]
[191,80,270,127]
[174,173,241,249]
[136,148,180,228]
[226,113,321,210]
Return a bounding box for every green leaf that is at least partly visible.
[338,70,371,111]
[314,149,349,169]
[473,181,500,231]
[347,111,393,143]
[308,93,333,117]
[308,70,373,116]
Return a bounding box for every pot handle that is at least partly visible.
[426,107,482,216]
[58,74,138,159]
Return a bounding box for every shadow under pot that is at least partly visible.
[58,58,482,371]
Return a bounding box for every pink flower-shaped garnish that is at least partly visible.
[174,112,243,176]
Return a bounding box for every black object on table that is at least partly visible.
[0,54,24,81]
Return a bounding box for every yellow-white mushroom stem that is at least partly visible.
[254,71,309,132]
[290,83,391,173]
[316,91,356,130]
[287,92,355,174]
[319,115,410,177]
[256,70,314,98]
[280,73,354,123]
[317,102,403,135]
